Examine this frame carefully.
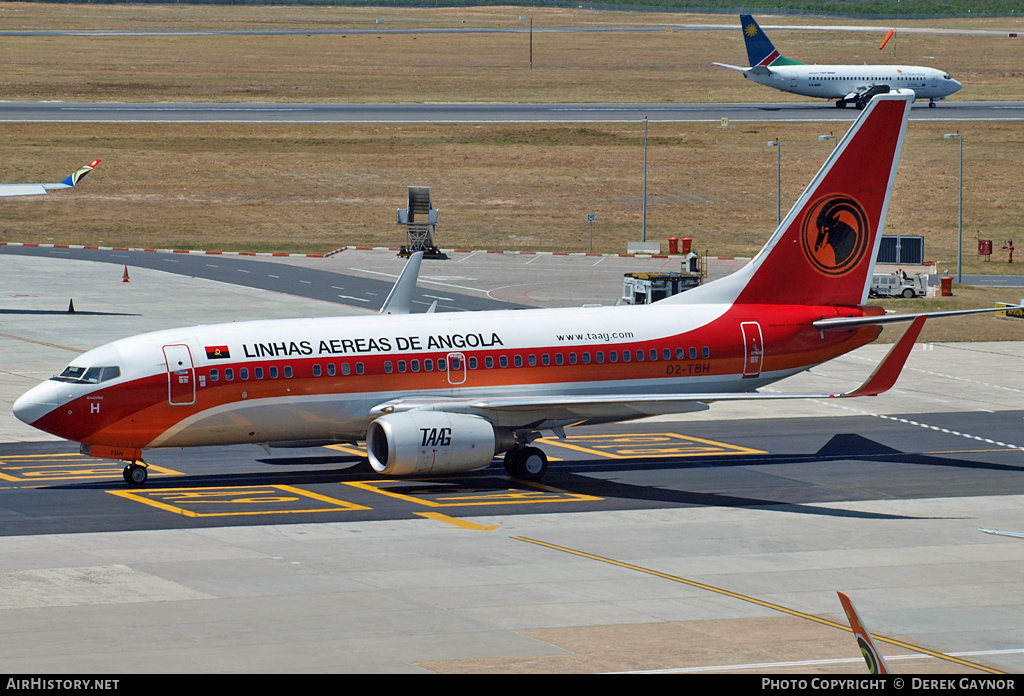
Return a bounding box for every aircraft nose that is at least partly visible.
[13,381,61,426]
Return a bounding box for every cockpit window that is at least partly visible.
[943,74,951,79]
[52,365,121,384]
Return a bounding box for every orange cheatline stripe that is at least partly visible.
[512,536,1005,675]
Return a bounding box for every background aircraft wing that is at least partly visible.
[0,159,100,197]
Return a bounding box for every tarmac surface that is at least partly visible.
[2,249,1024,674]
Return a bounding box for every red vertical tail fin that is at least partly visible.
[667,91,913,309]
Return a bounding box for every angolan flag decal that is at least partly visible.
[205,345,231,359]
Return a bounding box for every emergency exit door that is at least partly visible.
[740,322,764,379]
[163,344,196,405]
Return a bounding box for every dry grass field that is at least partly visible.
[1,4,1023,340]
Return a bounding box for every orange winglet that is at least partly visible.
[836,315,927,398]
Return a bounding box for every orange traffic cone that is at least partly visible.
[122,265,130,283]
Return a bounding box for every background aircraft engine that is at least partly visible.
[366,411,497,475]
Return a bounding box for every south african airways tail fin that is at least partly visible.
[838,592,892,674]
[665,90,912,309]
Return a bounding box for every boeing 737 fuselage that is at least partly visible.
[715,15,962,108]
[13,92,1002,486]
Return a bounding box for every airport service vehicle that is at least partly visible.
[870,272,928,299]
[0,160,99,197]
[13,92,1007,485]
[714,15,962,109]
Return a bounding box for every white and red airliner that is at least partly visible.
[11,92,1005,484]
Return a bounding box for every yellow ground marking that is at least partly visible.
[325,443,367,457]
[344,479,599,507]
[108,484,369,517]
[0,453,181,482]
[414,512,500,530]
[513,536,1006,675]
[0,332,83,353]
[537,432,765,460]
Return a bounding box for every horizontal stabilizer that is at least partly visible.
[814,303,1024,331]
[712,62,749,72]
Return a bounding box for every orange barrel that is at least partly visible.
[668,237,678,255]
[940,276,954,296]
[681,237,692,255]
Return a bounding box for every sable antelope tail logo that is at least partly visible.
[802,195,870,276]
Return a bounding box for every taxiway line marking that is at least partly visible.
[512,536,1005,675]
[414,512,500,530]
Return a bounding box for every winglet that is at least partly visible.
[45,159,101,191]
[838,592,891,674]
[379,251,424,315]
[835,315,926,398]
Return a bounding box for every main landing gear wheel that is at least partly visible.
[123,463,148,485]
[503,446,548,481]
[835,100,847,109]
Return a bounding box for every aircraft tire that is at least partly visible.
[929,101,937,108]
[504,447,548,480]
[836,100,847,109]
[125,463,148,485]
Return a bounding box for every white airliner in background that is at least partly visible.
[12,92,1007,485]
[0,160,99,197]
[714,14,962,109]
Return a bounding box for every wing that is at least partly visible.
[0,159,100,197]
[369,315,926,427]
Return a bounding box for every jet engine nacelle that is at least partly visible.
[366,411,497,476]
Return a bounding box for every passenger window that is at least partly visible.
[569,353,577,365]
[254,367,264,379]
[582,352,591,365]
[636,350,644,362]
[485,356,494,369]
[313,364,322,377]
[342,363,351,376]
[676,347,685,360]
[663,348,671,360]
[425,359,434,372]
[240,368,249,380]
[528,355,536,367]
[649,349,658,361]
[411,359,421,372]
[398,360,407,373]
[327,364,336,376]
[596,352,604,364]
[468,357,478,369]
[269,366,278,379]
[210,369,219,382]
[514,355,523,368]
[556,353,564,366]
[356,363,365,375]
[284,366,292,378]
[542,354,550,366]
[384,361,393,374]
[225,368,234,381]
[623,350,631,363]
[499,356,508,368]
[690,348,697,360]
[703,346,710,359]
[438,359,447,371]
[610,351,618,363]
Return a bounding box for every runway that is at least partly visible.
[1,100,1019,124]
[1,250,1023,673]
